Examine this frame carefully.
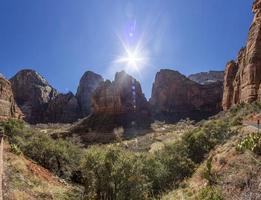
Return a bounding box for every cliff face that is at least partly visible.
[0,76,22,120]
[76,71,103,117]
[45,92,81,123]
[150,69,223,122]
[223,0,261,110]
[92,71,150,115]
[10,69,57,123]
[72,71,152,134]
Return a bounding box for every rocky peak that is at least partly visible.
[76,71,103,117]
[150,69,223,122]
[188,70,224,85]
[72,71,151,135]
[92,70,148,114]
[10,69,57,123]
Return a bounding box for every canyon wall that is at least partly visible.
[223,0,261,110]
[0,75,22,120]
[150,69,223,122]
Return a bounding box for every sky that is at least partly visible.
[0,0,254,99]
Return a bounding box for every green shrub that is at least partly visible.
[80,147,149,200]
[196,186,224,200]
[236,133,261,155]
[1,119,82,180]
[202,156,216,186]
[156,143,195,188]
[10,143,22,155]
[182,119,231,163]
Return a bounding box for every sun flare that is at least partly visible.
[115,46,147,74]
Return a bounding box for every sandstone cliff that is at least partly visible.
[223,0,261,110]
[150,69,223,122]
[10,69,58,123]
[76,71,103,117]
[45,92,81,123]
[0,76,22,120]
[72,71,152,134]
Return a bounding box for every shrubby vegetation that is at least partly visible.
[1,119,82,180]
[1,103,244,199]
[195,186,224,200]
[237,133,261,155]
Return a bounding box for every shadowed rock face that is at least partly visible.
[10,69,57,123]
[188,71,224,85]
[72,71,152,134]
[0,76,22,120]
[92,71,150,115]
[222,0,261,110]
[150,69,223,122]
[76,71,103,117]
[45,92,81,123]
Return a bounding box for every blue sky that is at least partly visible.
[0,0,254,98]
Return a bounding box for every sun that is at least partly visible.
[115,48,146,73]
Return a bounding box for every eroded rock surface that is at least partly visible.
[76,71,103,117]
[0,76,22,120]
[223,0,261,110]
[45,92,81,123]
[72,71,152,135]
[10,69,57,123]
[150,69,223,122]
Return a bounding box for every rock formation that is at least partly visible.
[76,71,103,117]
[188,71,224,85]
[10,69,57,123]
[150,69,223,122]
[45,92,81,123]
[223,0,261,110]
[0,76,22,120]
[72,71,152,134]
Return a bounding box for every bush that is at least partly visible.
[80,147,149,200]
[202,156,216,185]
[236,133,261,155]
[195,186,224,200]
[1,119,82,180]
[182,119,231,163]
[10,143,22,155]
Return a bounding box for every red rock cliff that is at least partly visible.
[0,75,22,120]
[223,0,261,110]
[150,69,223,122]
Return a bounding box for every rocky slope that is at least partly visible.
[150,69,223,122]
[188,70,224,85]
[223,0,261,110]
[76,71,103,117]
[10,69,58,123]
[0,76,22,120]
